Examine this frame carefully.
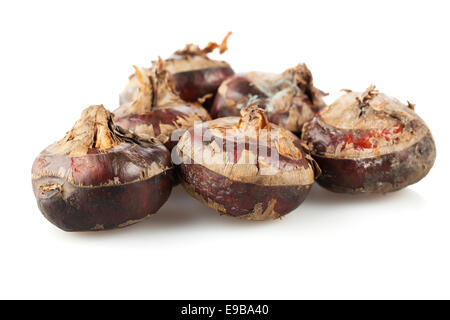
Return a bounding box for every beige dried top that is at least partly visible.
[46,105,124,157]
[308,86,431,159]
[115,59,192,117]
[177,105,315,186]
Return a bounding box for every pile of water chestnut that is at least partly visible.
[32,33,436,231]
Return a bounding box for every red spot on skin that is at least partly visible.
[393,123,403,134]
[354,138,373,149]
[377,123,404,142]
[339,134,354,151]
[346,135,353,144]
[336,124,404,151]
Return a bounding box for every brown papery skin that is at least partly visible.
[176,105,316,220]
[32,105,174,231]
[211,64,326,134]
[301,87,436,193]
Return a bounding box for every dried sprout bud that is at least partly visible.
[236,103,270,132]
[173,31,232,56]
[356,84,379,116]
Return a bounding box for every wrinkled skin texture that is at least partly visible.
[301,87,436,193]
[176,105,316,220]
[211,64,326,134]
[32,105,174,231]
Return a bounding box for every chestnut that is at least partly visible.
[115,60,210,150]
[119,33,234,110]
[301,85,436,193]
[210,63,326,135]
[166,32,234,109]
[175,102,317,220]
[32,105,173,231]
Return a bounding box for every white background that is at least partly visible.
[1,0,449,299]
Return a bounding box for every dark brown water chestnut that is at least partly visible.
[115,60,210,150]
[175,102,318,220]
[165,32,234,109]
[301,85,436,193]
[32,105,173,231]
[119,33,234,110]
[210,63,326,135]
